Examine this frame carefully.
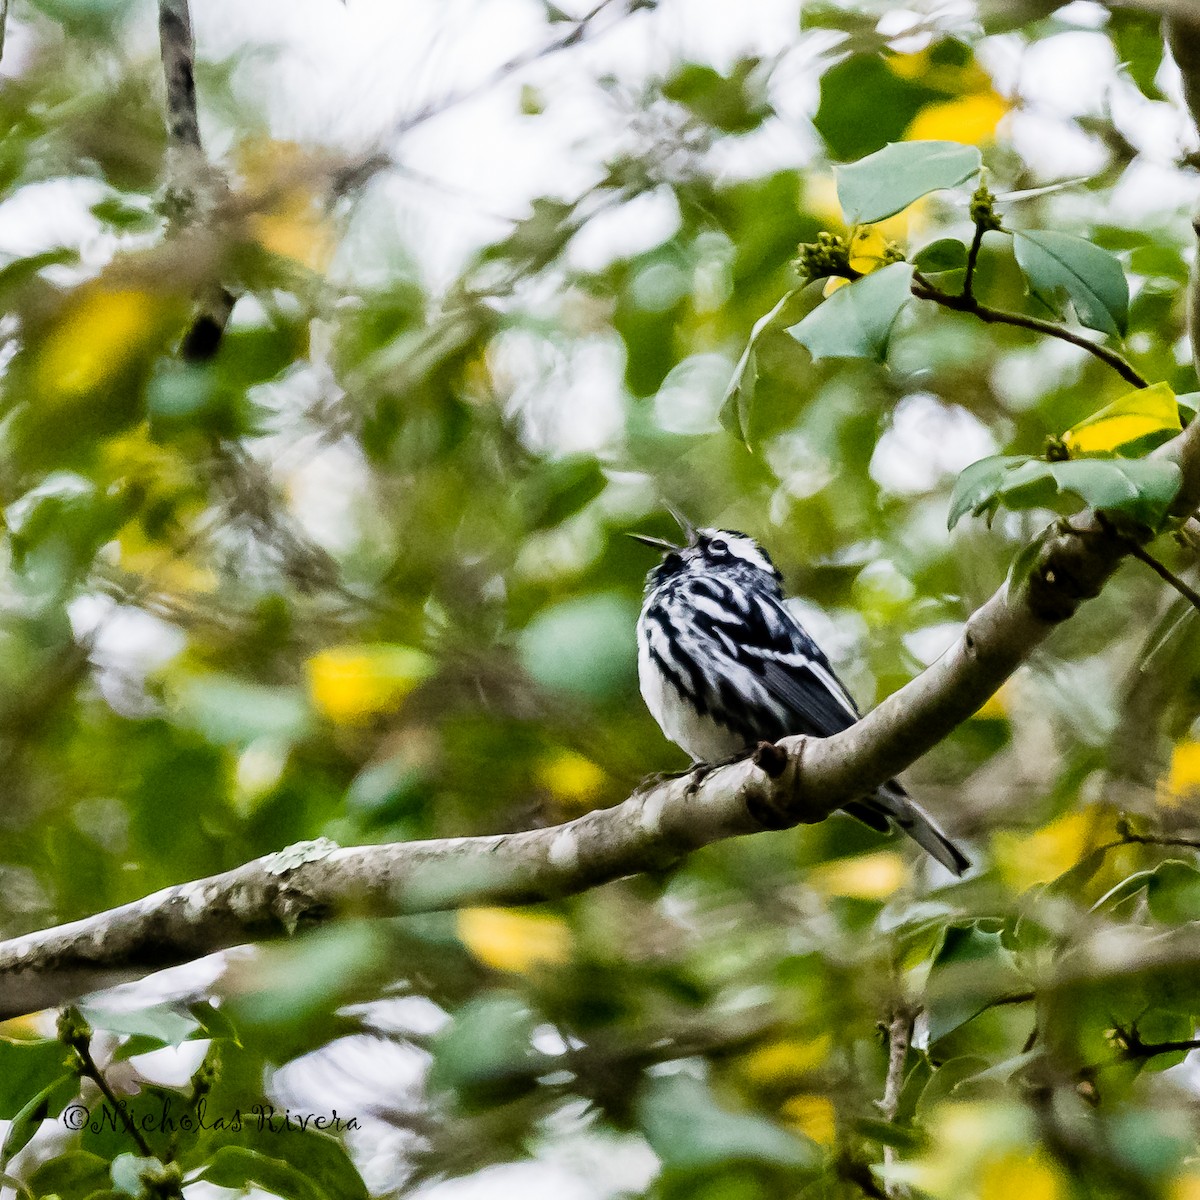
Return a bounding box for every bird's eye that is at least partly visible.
[708,539,728,557]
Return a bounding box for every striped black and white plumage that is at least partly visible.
[633,521,969,876]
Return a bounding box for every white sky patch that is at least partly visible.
[568,187,682,274]
[68,594,188,714]
[282,438,372,556]
[1018,31,1116,117]
[0,177,112,271]
[410,1162,606,1200]
[870,394,998,496]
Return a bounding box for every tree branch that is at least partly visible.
[1113,1025,1200,1061]
[878,1007,915,1198]
[1124,542,1200,612]
[1164,15,1200,381]
[1106,0,1200,23]
[158,0,235,361]
[911,276,1150,390]
[3,410,1200,1017]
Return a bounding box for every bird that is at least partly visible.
[631,512,969,876]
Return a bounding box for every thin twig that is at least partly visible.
[980,990,1037,1009]
[1114,1026,1200,1061]
[879,1007,915,1198]
[962,220,986,301]
[329,0,634,202]
[0,0,10,66]
[1125,541,1200,612]
[158,0,235,360]
[60,1010,154,1158]
[911,276,1149,390]
[392,0,623,140]
[1092,832,1200,854]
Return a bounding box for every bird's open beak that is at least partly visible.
[627,533,681,552]
[664,502,697,544]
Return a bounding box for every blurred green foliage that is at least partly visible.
[3,1,1200,1199]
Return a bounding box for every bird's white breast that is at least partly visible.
[637,610,746,763]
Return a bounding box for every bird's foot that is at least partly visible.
[633,767,693,794]
[684,748,757,797]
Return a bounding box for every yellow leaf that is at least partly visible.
[1169,1174,1200,1200]
[739,1035,832,1086]
[306,644,432,724]
[888,50,992,93]
[977,1151,1063,1200]
[905,91,1010,147]
[806,173,844,228]
[238,139,336,271]
[35,287,165,402]
[0,1012,53,1041]
[848,225,893,274]
[117,520,218,595]
[537,749,607,809]
[974,682,1010,721]
[1161,741,1200,808]
[1063,381,1180,455]
[779,1093,836,1146]
[992,808,1115,891]
[810,850,909,899]
[458,907,571,973]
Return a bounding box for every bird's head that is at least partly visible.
[630,510,783,593]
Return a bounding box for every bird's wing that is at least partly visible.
[677,578,862,740]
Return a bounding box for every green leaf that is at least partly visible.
[1062,381,1180,456]
[1144,860,1200,924]
[191,1132,366,1200]
[718,346,756,443]
[1,1075,77,1167]
[948,455,1182,530]
[925,924,1023,1044]
[110,1154,166,1198]
[518,593,639,701]
[1108,859,1200,921]
[81,1003,200,1049]
[719,288,803,443]
[187,1001,241,1045]
[788,263,914,362]
[259,1130,367,1200]
[662,59,772,134]
[198,1147,327,1200]
[0,249,80,305]
[1108,8,1165,100]
[913,237,969,276]
[814,55,943,160]
[170,676,312,746]
[836,141,982,225]
[29,1151,111,1200]
[0,1038,71,1119]
[1012,229,1129,336]
[520,454,606,529]
[428,993,547,1106]
[228,923,388,1043]
[947,455,1022,530]
[636,1073,817,1172]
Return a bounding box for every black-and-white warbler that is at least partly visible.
[632,515,969,876]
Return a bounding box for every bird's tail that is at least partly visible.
[845,781,970,877]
